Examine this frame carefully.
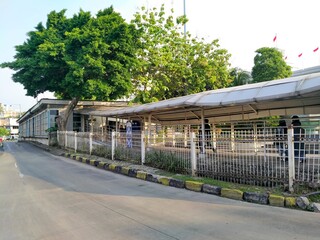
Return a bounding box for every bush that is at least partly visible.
[92,145,112,158]
[145,150,189,174]
[114,145,141,164]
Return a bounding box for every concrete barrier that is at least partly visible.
[185,181,203,192]
[221,188,243,201]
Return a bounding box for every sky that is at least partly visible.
[1,0,320,112]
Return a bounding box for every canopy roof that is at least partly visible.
[77,72,320,124]
[17,99,131,123]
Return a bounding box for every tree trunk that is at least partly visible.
[56,98,79,131]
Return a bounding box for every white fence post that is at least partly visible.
[212,124,217,151]
[111,131,116,160]
[57,130,60,146]
[89,132,93,155]
[74,132,77,153]
[141,131,145,165]
[190,132,197,177]
[231,123,235,152]
[287,127,295,192]
[65,131,67,149]
[253,123,258,153]
[184,126,188,148]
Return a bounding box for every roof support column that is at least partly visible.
[287,127,295,193]
[200,108,205,154]
[115,117,119,147]
[148,114,152,149]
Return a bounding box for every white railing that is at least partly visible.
[56,118,320,189]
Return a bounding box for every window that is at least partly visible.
[73,113,82,132]
[50,110,59,128]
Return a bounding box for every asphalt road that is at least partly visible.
[0,141,319,240]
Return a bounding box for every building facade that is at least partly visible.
[0,117,19,139]
[17,99,131,145]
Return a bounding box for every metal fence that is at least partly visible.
[56,117,320,189]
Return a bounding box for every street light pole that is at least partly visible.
[183,0,186,36]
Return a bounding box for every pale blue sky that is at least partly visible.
[1,0,320,112]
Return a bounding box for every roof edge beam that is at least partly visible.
[248,104,258,114]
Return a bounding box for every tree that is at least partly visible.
[251,47,292,83]
[229,67,252,86]
[1,7,140,130]
[131,5,232,103]
[0,127,10,137]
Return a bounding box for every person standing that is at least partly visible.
[275,119,288,160]
[291,116,305,162]
[199,119,215,153]
[126,121,132,148]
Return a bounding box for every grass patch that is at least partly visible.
[154,169,285,195]
[307,192,320,203]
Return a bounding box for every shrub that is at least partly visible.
[145,150,189,174]
[92,145,112,158]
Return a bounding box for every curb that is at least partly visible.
[185,181,203,192]
[62,152,318,212]
[221,188,243,201]
[269,194,285,207]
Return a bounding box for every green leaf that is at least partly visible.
[1,7,140,101]
[252,47,292,83]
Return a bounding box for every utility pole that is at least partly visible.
[183,0,186,36]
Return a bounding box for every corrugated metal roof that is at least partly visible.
[17,99,132,123]
[73,106,128,115]
[93,72,320,123]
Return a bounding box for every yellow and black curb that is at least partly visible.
[64,153,319,212]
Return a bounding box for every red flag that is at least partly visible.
[313,47,319,52]
[273,35,277,42]
[298,53,303,57]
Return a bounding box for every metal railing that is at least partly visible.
[56,117,320,189]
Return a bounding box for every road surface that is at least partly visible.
[0,141,319,240]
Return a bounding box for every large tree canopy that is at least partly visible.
[2,4,233,129]
[131,5,232,103]
[1,7,140,130]
[251,47,292,83]
[1,7,140,100]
